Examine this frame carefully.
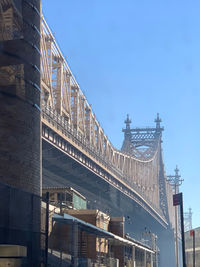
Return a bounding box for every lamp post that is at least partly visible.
[167,166,184,267]
[173,193,186,267]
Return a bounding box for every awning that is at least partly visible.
[53,213,112,238]
[53,213,154,254]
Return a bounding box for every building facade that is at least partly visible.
[185,227,200,267]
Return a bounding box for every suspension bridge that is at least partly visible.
[0,1,177,265]
[40,16,176,265]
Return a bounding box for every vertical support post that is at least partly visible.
[173,192,186,267]
[59,223,63,266]
[155,250,158,267]
[132,246,136,267]
[190,229,196,267]
[144,250,146,267]
[150,252,153,267]
[45,192,49,267]
[179,193,186,267]
[193,230,195,267]
[71,222,78,267]
[168,166,184,267]
[29,194,34,266]
[59,197,62,215]
[174,184,179,267]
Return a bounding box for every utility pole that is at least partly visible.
[190,229,195,267]
[167,166,184,267]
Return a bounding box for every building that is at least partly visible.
[41,187,156,266]
[42,186,87,210]
[185,227,200,267]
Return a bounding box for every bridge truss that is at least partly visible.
[0,0,175,229]
[40,16,175,229]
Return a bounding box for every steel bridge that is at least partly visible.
[0,2,176,265]
[40,16,174,227]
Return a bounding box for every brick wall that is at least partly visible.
[109,217,125,237]
[65,210,110,257]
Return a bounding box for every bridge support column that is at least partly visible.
[144,250,146,267]
[71,222,78,267]
[132,246,136,267]
[150,253,153,267]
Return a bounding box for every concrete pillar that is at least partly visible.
[144,250,147,267]
[132,246,136,267]
[150,253,153,267]
[71,222,78,267]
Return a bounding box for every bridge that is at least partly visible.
[0,1,176,266]
[40,16,176,265]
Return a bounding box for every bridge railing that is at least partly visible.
[42,104,163,217]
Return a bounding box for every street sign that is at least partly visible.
[173,193,182,206]
[190,230,194,236]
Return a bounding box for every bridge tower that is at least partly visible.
[121,114,170,218]
[121,113,169,219]
[122,113,164,160]
[121,114,176,266]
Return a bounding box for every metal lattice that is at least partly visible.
[121,113,164,160]
[40,15,175,224]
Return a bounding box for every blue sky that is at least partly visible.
[43,0,200,228]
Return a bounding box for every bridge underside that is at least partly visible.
[42,139,176,266]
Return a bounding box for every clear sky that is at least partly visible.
[42,0,200,228]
